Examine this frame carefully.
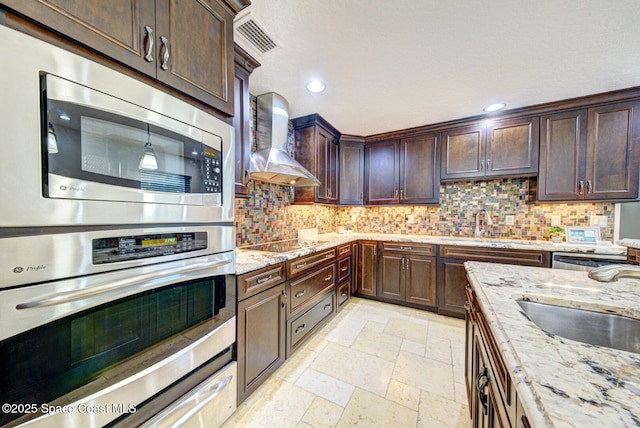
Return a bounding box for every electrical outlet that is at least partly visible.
[590,215,608,227]
[505,215,515,226]
[407,214,415,224]
[551,216,562,227]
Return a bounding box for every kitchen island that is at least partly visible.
[465,261,640,427]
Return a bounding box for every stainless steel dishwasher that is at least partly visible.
[552,252,627,271]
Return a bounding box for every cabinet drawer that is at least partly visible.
[288,264,336,316]
[286,249,336,279]
[337,243,351,259]
[288,290,335,355]
[338,257,351,283]
[439,245,550,267]
[237,263,285,301]
[337,280,350,309]
[381,242,436,255]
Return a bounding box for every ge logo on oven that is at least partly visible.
[13,267,24,273]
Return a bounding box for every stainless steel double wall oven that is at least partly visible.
[0,26,237,427]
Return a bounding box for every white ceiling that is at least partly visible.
[235,0,640,136]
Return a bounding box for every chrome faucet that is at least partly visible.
[474,209,493,238]
[588,264,640,282]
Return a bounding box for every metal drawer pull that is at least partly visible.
[324,275,333,281]
[295,290,306,298]
[143,25,154,62]
[159,36,169,70]
[476,367,489,416]
[323,304,331,310]
[399,246,413,250]
[339,248,349,254]
[324,254,333,259]
[295,324,306,334]
[295,262,307,269]
[587,180,593,194]
[341,290,348,297]
[341,266,349,272]
[578,180,584,195]
[282,289,287,308]
[464,302,472,312]
[256,274,273,284]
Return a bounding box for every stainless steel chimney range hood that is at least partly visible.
[249,92,320,187]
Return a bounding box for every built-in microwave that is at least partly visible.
[0,25,234,230]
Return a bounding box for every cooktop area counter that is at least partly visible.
[465,261,640,427]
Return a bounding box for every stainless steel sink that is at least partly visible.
[517,300,640,354]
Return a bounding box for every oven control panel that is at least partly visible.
[93,232,207,264]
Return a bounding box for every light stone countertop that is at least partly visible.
[619,239,640,250]
[465,261,640,427]
[235,233,627,275]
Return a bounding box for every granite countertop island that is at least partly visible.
[465,261,640,427]
[235,232,627,274]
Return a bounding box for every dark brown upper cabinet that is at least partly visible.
[441,116,539,180]
[365,133,440,205]
[292,114,341,204]
[3,0,249,115]
[339,136,365,205]
[233,44,260,197]
[538,101,640,201]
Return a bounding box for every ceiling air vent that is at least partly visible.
[234,12,280,56]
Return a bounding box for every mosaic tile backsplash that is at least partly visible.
[235,95,615,245]
[235,178,615,245]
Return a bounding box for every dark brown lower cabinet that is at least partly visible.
[287,290,335,356]
[466,281,521,428]
[357,241,378,297]
[378,243,437,308]
[439,246,551,318]
[237,282,286,404]
[351,241,359,295]
[438,259,469,318]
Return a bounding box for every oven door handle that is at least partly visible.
[145,373,233,428]
[15,259,232,310]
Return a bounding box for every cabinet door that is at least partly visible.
[441,125,485,180]
[437,259,469,318]
[351,242,359,294]
[155,0,235,115]
[2,0,156,76]
[233,63,251,196]
[327,137,339,202]
[485,117,539,178]
[237,283,286,404]
[538,109,588,201]
[365,140,399,204]
[586,101,640,200]
[315,128,338,203]
[379,253,404,302]
[405,254,437,307]
[358,241,378,297]
[339,141,364,205]
[400,134,440,203]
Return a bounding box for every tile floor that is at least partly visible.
[223,297,470,427]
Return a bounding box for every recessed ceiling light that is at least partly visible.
[306,80,326,93]
[483,103,506,112]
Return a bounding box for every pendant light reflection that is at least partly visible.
[139,124,159,170]
[47,122,59,154]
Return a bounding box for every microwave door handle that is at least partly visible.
[15,259,231,310]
